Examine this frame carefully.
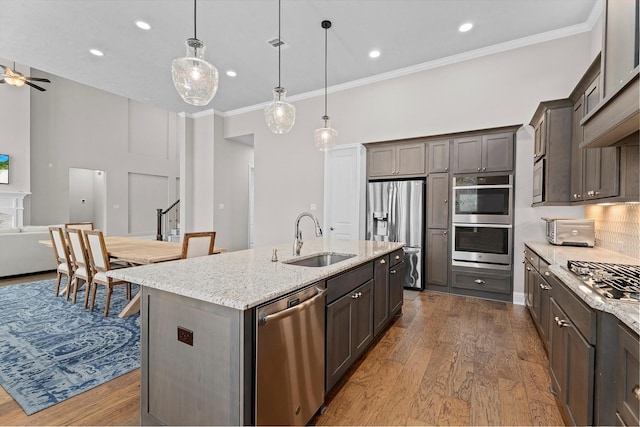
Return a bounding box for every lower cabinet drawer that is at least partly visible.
[451,269,511,294]
[327,262,373,304]
[389,248,404,266]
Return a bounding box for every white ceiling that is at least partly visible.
[0,0,599,115]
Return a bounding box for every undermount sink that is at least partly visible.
[283,252,356,268]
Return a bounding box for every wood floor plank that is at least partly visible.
[498,377,534,426]
[520,359,556,406]
[471,383,501,426]
[437,396,471,426]
[445,340,475,402]
[529,397,565,426]
[368,345,433,426]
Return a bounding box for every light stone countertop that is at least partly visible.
[108,239,404,311]
[525,241,639,335]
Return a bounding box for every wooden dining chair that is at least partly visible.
[64,228,93,306]
[181,231,216,259]
[65,222,94,231]
[48,226,74,297]
[84,230,131,317]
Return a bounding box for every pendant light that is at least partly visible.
[314,20,337,151]
[264,0,295,134]
[171,0,218,106]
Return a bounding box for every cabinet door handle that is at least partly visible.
[351,293,359,299]
[443,231,447,235]
[474,279,486,285]
[539,283,551,290]
[544,271,550,276]
[554,316,569,327]
[477,167,481,172]
[530,257,534,261]
[380,259,386,264]
[390,270,396,274]
[633,385,640,400]
[526,267,531,271]
[444,199,447,203]
[444,167,448,172]
[482,167,486,172]
[395,255,401,260]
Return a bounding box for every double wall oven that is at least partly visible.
[452,174,513,270]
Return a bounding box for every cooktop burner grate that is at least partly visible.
[567,260,640,301]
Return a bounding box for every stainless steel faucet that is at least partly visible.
[293,212,323,255]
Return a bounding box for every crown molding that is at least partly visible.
[223,21,596,118]
[177,108,222,119]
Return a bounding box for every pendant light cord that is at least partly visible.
[278,0,282,89]
[193,0,197,39]
[323,25,328,119]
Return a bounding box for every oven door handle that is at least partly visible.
[452,184,513,190]
[452,223,513,229]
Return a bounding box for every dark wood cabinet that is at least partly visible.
[529,99,573,205]
[616,323,640,427]
[452,132,514,173]
[326,279,374,391]
[583,146,621,200]
[570,96,585,202]
[428,139,450,173]
[427,173,449,229]
[373,256,389,337]
[389,260,404,317]
[549,298,595,427]
[426,229,448,289]
[525,246,553,352]
[450,266,512,302]
[603,0,639,99]
[367,142,426,178]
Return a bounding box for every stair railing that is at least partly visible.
[156,199,180,241]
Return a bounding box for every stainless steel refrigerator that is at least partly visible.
[366,180,424,289]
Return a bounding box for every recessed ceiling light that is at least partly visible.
[226,70,237,77]
[89,49,104,57]
[459,22,473,32]
[369,50,381,59]
[135,20,151,30]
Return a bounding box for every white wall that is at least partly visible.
[213,115,254,251]
[225,33,596,249]
[28,72,180,234]
[0,59,31,199]
[68,168,95,223]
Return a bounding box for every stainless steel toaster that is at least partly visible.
[542,217,595,247]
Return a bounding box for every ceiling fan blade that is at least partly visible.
[25,77,51,83]
[24,81,46,92]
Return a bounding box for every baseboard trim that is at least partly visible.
[512,292,526,306]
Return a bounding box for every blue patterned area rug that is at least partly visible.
[0,279,140,415]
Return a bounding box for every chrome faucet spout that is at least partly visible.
[293,212,323,255]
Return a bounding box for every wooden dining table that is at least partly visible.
[40,235,224,317]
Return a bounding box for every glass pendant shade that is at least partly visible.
[171,38,218,106]
[264,88,296,134]
[314,117,337,151]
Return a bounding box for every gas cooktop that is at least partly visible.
[566,260,640,302]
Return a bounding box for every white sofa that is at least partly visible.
[0,226,58,277]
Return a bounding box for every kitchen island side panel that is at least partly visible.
[141,287,249,426]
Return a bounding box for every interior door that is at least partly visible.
[324,144,366,240]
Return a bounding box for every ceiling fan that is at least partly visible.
[0,63,51,91]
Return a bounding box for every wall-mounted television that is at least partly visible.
[0,154,8,184]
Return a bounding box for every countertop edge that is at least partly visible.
[525,241,639,335]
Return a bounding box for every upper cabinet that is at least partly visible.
[452,131,514,174]
[581,0,639,148]
[427,140,450,173]
[367,141,426,179]
[530,100,573,205]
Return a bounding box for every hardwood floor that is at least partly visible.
[315,291,564,426]
[0,274,562,426]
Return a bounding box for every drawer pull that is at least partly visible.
[390,270,397,274]
[395,255,401,260]
[554,316,569,328]
[526,267,531,271]
[380,259,386,264]
[530,257,534,261]
[474,279,486,285]
[351,293,359,299]
[544,271,550,276]
[633,385,640,400]
[538,283,551,290]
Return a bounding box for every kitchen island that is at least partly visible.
[108,239,404,426]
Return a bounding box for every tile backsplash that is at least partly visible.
[585,204,640,259]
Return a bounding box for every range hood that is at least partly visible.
[580,68,639,149]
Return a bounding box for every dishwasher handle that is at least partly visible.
[259,287,327,325]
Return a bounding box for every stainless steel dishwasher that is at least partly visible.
[256,282,326,426]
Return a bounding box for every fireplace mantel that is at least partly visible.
[0,191,30,229]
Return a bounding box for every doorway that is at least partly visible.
[68,167,106,230]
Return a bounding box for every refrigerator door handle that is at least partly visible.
[389,183,398,242]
